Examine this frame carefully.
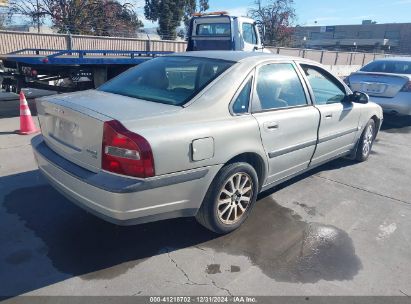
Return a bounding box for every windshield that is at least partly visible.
[196,23,231,36]
[361,60,411,74]
[99,56,234,106]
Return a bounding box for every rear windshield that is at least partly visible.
[196,23,231,36]
[98,56,234,106]
[361,60,411,74]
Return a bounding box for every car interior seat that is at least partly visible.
[144,69,169,90]
[255,78,288,110]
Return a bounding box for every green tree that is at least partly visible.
[9,0,143,36]
[47,0,96,34]
[249,0,296,46]
[91,1,143,37]
[8,0,48,32]
[183,0,208,27]
[144,0,208,40]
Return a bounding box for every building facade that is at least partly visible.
[291,21,411,54]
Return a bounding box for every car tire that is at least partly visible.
[355,119,376,162]
[195,162,259,234]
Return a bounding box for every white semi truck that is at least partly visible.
[186,11,266,52]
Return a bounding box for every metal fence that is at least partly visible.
[1,30,408,66]
[0,30,187,54]
[266,47,408,66]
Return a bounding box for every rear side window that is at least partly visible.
[301,65,346,105]
[361,60,411,74]
[99,56,234,106]
[232,78,252,114]
[242,23,257,44]
[196,23,231,36]
[254,63,307,111]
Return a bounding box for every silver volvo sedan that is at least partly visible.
[347,57,411,115]
[32,51,383,234]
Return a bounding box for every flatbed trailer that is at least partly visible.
[0,12,266,94]
[0,49,173,93]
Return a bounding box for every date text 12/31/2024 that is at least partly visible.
[149,297,257,303]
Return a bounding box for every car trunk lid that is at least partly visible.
[348,71,410,98]
[36,90,179,172]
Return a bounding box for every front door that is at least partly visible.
[251,62,320,186]
[299,64,362,165]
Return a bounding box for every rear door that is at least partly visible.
[298,63,361,166]
[251,62,320,186]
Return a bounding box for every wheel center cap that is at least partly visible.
[232,192,241,202]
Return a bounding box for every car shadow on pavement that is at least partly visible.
[261,157,358,198]
[380,114,411,133]
[0,131,18,135]
[1,165,362,298]
[0,170,218,298]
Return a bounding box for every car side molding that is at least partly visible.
[318,128,359,144]
[268,139,317,158]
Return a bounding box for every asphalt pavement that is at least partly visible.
[0,112,410,298]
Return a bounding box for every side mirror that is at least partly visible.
[348,91,369,104]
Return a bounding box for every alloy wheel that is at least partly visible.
[217,172,253,225]
[362,124,374,156]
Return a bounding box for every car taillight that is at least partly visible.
[401,81,411,92]
[102,120,154,178]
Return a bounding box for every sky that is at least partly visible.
[208,0,411,26]
[4,0,411,28]
[137,0,411,27]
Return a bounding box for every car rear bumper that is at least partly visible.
[31,135,221,225]
[369,93,411,115]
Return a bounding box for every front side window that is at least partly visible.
[254,63,307,111]
[232,77,252,114]
[301,65,346,105]
[196,23,231,36]
[99,56,234,106]
[242,23,257,44]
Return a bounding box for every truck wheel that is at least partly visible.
[196,162,259,234]
[355,119,376,162]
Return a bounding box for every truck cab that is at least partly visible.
[186,12,264,52]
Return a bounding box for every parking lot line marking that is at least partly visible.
[313,174,411,206]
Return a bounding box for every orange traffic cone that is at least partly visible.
[17,91,39,135]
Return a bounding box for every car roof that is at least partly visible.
[170,51,314,64]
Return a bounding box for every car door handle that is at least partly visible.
[264,121,279,130]
[325,113,333,119]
